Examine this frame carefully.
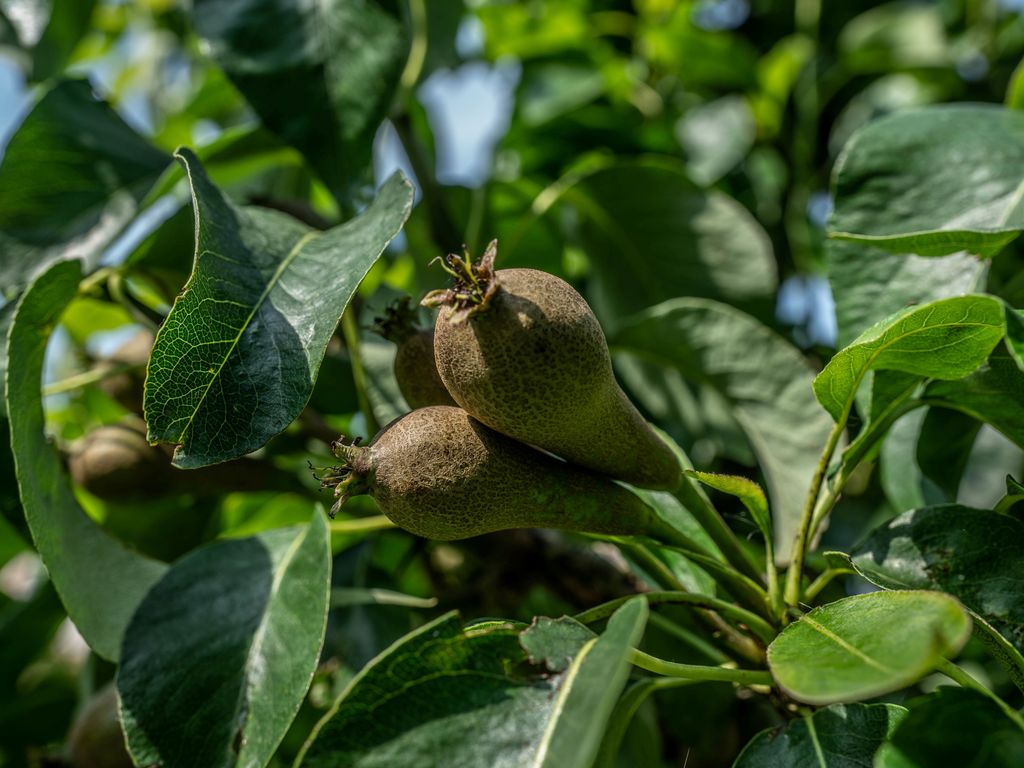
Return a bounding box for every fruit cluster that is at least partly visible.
[329,241,683,542]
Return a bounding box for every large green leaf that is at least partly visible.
[875,688,1024,768]
[826,239,986,347]
[298,614,553,767]
[0,79,170,292]
[118,513,330,768]
[829,105,1024,258]
[612,298,833,560]
[144,151,413,468]
[813,295,1005,422]
[924,349,1024,447]
[5,260,166,661]
[29,0,97,81]
[299,599,648,768]
[851,505,1024,663]
[191,0,409,201]
[531,598,648,768]
[542,162,776,328]
[767,591,971,705]
[734,703,906,767]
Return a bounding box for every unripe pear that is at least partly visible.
[66,683,133,768]
[374,298,456,409]
[68,421,169,499]
[321,406,687,544]
[424,242,680,490]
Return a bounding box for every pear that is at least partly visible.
[374,297,456,409]
[68,421,169,500]
[66,683,133,768]
[321,406,687,545]
[424,241,680,490]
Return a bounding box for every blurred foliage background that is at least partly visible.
[2,0,1024,765]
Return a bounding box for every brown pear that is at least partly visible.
[321,406,688,545]
[424,242,680,490]
[374,297,456,409]
[68,421,169,499]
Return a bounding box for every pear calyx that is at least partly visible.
[421,239,500,323]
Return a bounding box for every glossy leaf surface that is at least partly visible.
[814,295,1004,421]
[852,505,1024,660]
[0,79,169,291]
[768,591,971,704]
[5,261,166,661]
[300,599,647,768]
[735,703,906,767]
[533,598,648,768]
[191,0,408,200]
[144,151,413,467]
[875,688,1024,768]
[118,513,331,768]
[925,350,1024,448]
[561,162,776,327]
[826,239,986,347]
[830,105,1024,258]
[613,298,832,559]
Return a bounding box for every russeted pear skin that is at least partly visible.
[330,406,684,542]
[393,328,457,409]
[375,297,455,409]
[68,422,169,499]
[430,254,680,490]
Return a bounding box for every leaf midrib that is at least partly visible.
[532,637,597,768]
[236,527,308,760]
[799,614,897,675]
[824,312,1001,418]
[176,152,318,449]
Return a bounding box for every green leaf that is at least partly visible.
[143,151,413,468]
[520,616,596,672]
[299,599,648,768]
[838,3,949,71]
[0,79,170,292]
[924,349,1024,448]
[826,240,986,348]
[677,95,755,185]
[962,355,1024,423]
[685,471,771,548]
[813,295,1005,422]
[915,409,982,500]
[734,703,906,767]
[1008,57,1024,111]
[997,474,1024,516]
[5,261,166,661]
[851,505,1024,680]
[767,591,971,705]
[298,614,556,767]
[191,0,409,201]
[555,161,776,327]
[118,512,331,768]
[879,408,981,513]
[829,105,1024,258]
[612,298,833,560]
[533,598,648,768]
[29,0,97,81]
[875,688,1024,768]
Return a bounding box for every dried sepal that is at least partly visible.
[421,240,500,323]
